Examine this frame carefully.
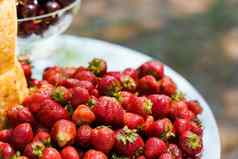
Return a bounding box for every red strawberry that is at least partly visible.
[73,70,97,85]
[61,146,80,159]
[76,125,92,148]
[83,150,107,159]
[12,123,33,148]
[61,79,94,91]
[51,86,71,105]
[62,67,77,78]
[138,75,160,94]
[123,68,138,81]
[177,110,195,121]
[136,155,146,159]
[33,131,51,146]
[114,127,144,157]
[0,129,13,143]
[174,118,191,135]
[170,100,191,119]
[179,131,203,156]
[24,141,45,159]
[148,94,171,118]
[143,115,154,135]
[37,99,69,127]
[40,147,62,159]
[186,100,203,115]
[159,153,173,159]
[116,91,136,110]
[90,88,99,97]
[147,118,174,139]
[189,121,203,136]
[34,81,54,97]
[0,141,15,159]
[159,76,177,96]
[120,75,137,92]
[23,93,50,114]
[7,105,36,127]
[88,58,107,76]
[92,96,125,127]
[69,87,90,108]
[106,71,122,81]
[51,119,77,147]
[19,59,32,80]
[124,112,144,129]
[138,61,164,79]
[91,126,115,153]
[98,75,122,96]
[167,144,182,159]
[43,66,66,85]
[144,137,167,158]
[125,96,152,117]
[72,105,95,125]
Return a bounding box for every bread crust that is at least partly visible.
[0,0,28,129]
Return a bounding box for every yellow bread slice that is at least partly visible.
[0,0,17,74]
[0,0,28,129]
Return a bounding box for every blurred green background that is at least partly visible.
[66,0,238,158]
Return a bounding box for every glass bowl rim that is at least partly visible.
[17,0,81,22]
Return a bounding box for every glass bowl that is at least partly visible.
[17,0,81,55]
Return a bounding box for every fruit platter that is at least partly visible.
[0,0,220,159]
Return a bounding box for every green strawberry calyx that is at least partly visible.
[117,126,138,145]
[188,132,202,149]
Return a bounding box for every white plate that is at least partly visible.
[31,35,221,159]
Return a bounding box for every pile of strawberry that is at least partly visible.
[0,58,203,159]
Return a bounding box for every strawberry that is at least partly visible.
[138,75,160,94]
[51,119,77,147]
[51,86,71,105]
[88,58,107,76]
[61,146,80,159]
[120,75,137,92]
[33,81,54,97]
[19,59,32,80]
[147,118,174,139]
[36,99,69,127]
[69,87,90,108]
[0,142,15,159]
[72,105,95,126]
[179,131,203,156]
[115,91,136,110]
[92,96,125,127]
[144,137,167,158]
[90,88,99,97]
[124,112,144,129]
[23,93,50,114]
[83,150,107,159]
[143,115,154,135]
[76,125,92,148]
[33,131,51,146]
[62,67,77,78]
[159,153,173,159]
[138,61,164,79]
[43,66,66,85]
[186,100,203,115]
[125,96,152,117]
[98,75,122,96]
[106,71,122,81]
[7,105,36,127]
[167,144,182,159]
[136,155,146,159]
[123,68,138,81]
[24,141,45,159]
[159,76,177,96]
[114,127,144,157]
[148,94,171,118]
[170,100,195,120]
[174,118,191,135]
[40,147,62,159]
[189,120,203,136]
[0,129,12,143]
[91,126,115,153]
[73,70,97,85]
[12,123,33,148]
